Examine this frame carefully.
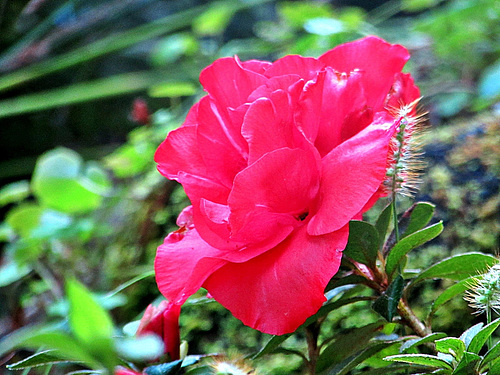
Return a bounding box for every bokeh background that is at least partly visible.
[0,0,499,373]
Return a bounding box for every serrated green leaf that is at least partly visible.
[402,202,436,238]
[375,203,392,248]
[453,351,481,375]
[343,221,379,267]
[0,180,30,207]
[435,338,465,360]
[459,323,483,349]
[66,279,116,368]
[400,332,448,354]
[480,340,500,368]
[468,318,500,354]
[430,278,476,318]
[384,354,453,370]
[6,350,74,370]
[372,275,404,322]
[385,222,443,278]
[316,322,384,373]
[410,253,497,287]
[144,360,183,375]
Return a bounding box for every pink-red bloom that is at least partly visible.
[154,36,420,335]
[136,300,181,360]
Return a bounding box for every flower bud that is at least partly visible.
[136,300,181,360]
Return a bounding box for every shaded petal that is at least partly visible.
[319,36,410,111]
[298,68,370,156]
[264,55,325,80]
[307,118,397,235]
[248,74,304,102]
[228,147,320,237]
[242,92,296,164]
[239,58,272,74]
[200,56,268,109]
[203,223,349,335]
[197,97,248,187]
[155,227,226,305]
[385,72,421,111]
[155,124,207,180]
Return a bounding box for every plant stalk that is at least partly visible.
[305,322,321,375]
[397,297,431,337]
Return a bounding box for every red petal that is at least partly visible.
[242,92,296,164]
[155,125,207,181]
[200,57,267,110]
[203,223,349,335]
[228,147,320,238]
[239,58,272,74]
[298,68,369,156]
[308,118,396,235]
[319,36,410,111]
[385,72,421,111]
[264,55,324,80]
[197,97,248,187]
[155,227,226,305]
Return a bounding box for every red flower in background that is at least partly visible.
[154,36,420,335]
[136,300,181,361]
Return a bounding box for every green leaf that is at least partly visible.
[316,322,384,373]
[435,338,465,360]
[375,203,392,248]
[468,318,500,354]
[115,335,164,362]
[193,2,236,36]
[459,323,484,349]
[400,332,448,354]
[323,341,396,375]
[6,350,74,370]
[479,59,500,100]
[480,340,500,368]
[148,81,197,98]
[430,277,476,318]
[453,352,481,375]
[410,253,498,287]
[32,148,110,213]
[343,221,380,267]
[0,260,31,287]
[372,275,404,322]
[0,181,30,207]
[384,354,453,370]
[305,296,373,326]
[66,279,116,368]
[6,203,43,238]
[402,202,436,238]
[252,334,292,359]
[385,222,443,278]
[351,365,422,375]
[0,325,99,368]
[144,360,183,375]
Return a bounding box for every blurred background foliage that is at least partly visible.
[0,0,499,373]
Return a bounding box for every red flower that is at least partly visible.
[154,36,420,335]
[136,300,181,360]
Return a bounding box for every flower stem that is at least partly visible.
[397,297,431,337]
[305,322,321,375]
[487,307,492,350]
[391,188,400,244]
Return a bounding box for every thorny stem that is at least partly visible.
[305,322,321,375]
[487,307,493,350]
[391,189,400,244]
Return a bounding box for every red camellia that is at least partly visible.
[154,36,420,335]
